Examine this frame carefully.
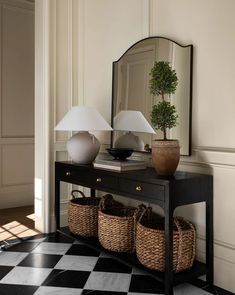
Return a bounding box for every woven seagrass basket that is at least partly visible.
[136,207,196,273]
[98,195,143,253]
[68,190,100,237]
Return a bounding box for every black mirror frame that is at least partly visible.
[110,36,193,156]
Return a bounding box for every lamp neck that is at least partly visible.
[75,131,90,134]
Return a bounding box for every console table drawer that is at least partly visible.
[119,179,165,201]
[58,167,92,186]
[93,173,118,191]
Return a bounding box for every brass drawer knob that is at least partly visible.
[136,186,142,191]
[96,178,102,183]
[66,171,71,176]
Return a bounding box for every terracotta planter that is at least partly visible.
[152,140,180,176]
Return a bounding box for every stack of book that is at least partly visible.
[93,159,146,172]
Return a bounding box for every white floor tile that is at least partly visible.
[35,286,83,295]
[32,242,71,255]
[84,271,131,292]
[0,251,28,266]
[0,266,52,286]
[54,255,98,271]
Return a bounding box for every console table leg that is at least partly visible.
[55,178,60,230]
[206,194,214,288]
[164,203,174,295]
[90,188,96,197]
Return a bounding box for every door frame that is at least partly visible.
[34,0,51,233]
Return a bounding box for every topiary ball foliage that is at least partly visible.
[149,61,178,97]
[151,101,178,138]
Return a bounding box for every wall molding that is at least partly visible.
[180,146,235,168]
[195,146,235,153]
[0,138,34,144]
[67,0,73,108]
[149,0,157,36]
[198,234,235,253]
[196,235,235,265]
[34,0,50,232]
[141,0,150,38]
[77,0,85,106]
[72,0,79,106]
[0,183,33,193]
[0,0,34,11]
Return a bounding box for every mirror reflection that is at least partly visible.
[111,37,192,155]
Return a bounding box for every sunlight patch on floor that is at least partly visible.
[0,206,40,242]
[0,220,38,241]
[26,213,35,220]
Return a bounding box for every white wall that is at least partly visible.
[0,0,34,209]
[35,0,235,292]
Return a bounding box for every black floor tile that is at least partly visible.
[4,242,39,253]
[94,257,132,273]
[214,286,235,295]
[0,284,38,295]
[18,253,62,268]
[0,266,14,280]
[66,244,100,257]
[23,233,47,241]
[0,238,22,248]
[44,232,75,243]
[82,290,127,295]
[42,269,90,288]
[191,279,213,293]
[191,279,234,295]
[129,274,164,294]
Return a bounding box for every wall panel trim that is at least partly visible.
[0,0,34,11]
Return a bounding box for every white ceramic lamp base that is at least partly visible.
[114,131,144,151]
[67,131,100,164]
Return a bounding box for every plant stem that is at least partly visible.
[161,92,165,101]
[163,128,167,140]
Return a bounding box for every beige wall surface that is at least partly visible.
[154,0,235,149]
[153,0,235,292]
[37,0,235,292]
[0,0,34,209]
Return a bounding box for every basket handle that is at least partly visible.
[174,217,196,269]
[99,194,114,210]
[137,205,152,223]
[132,204,148,252]
[71,190,86,199]
[174,217,195,233]
[134,204,147,220]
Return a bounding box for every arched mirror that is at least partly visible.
[111,37,193,156]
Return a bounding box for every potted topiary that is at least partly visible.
[149,61,179,175]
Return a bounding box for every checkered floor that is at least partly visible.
[0,232,225,295]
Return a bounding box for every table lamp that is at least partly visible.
[55,106,113,164]
[114,110,155,151]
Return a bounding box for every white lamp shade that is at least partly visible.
[55,106,113,131]
[114,110,155,134]
[55,106,112,164]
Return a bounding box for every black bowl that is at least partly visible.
[106,148,133,160]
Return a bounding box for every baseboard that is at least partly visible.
[0,189,34,209]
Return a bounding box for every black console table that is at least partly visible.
[55,161,213,295]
